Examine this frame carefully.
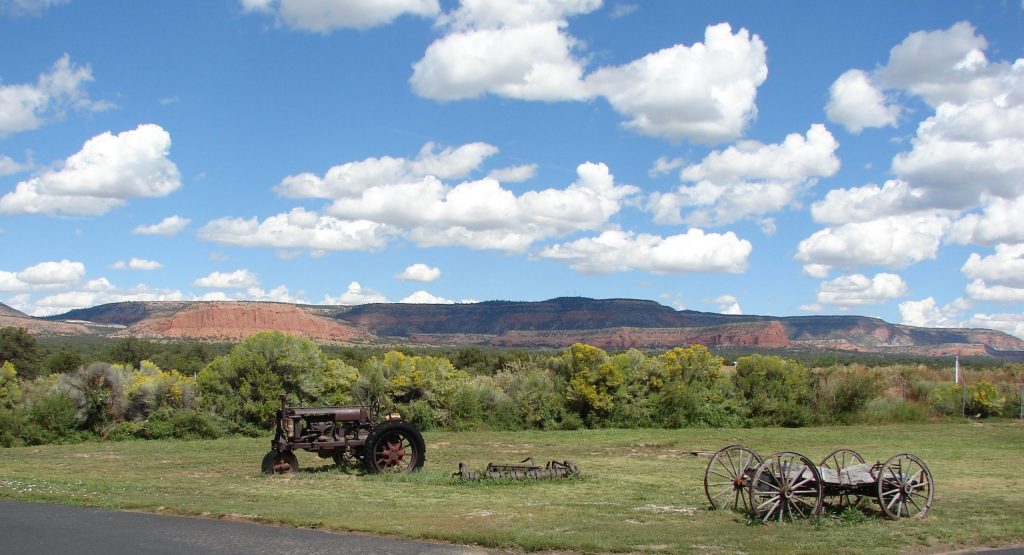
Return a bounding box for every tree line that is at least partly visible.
[1,327,1021,447]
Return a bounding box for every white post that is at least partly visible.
[954,355,960,384]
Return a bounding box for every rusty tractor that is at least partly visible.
[261,396,425,475]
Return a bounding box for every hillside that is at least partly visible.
[31,297,1024,358]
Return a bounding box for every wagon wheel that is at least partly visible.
[704,444,763,511]
[261,450,299,475]
[749,451,823,523]
[876,453,933,520]
[363,421,426,474]
[820,448,866,510]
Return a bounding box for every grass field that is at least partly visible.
[1,421,1022,554]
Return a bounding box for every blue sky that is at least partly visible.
[2,0,1024,338]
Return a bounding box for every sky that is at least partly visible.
[1,1,1024,339]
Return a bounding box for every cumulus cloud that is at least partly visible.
[825,69,899,133]
[399,290,457,304]
[111,258,162,271]
[242,0,439,32]
[133,215,191,236]
[0,259,85,292]
[274,141,498,199]
[0,54,107,137]
[397,263,441,282]
[810,180,935,225]
[899,296,970,328]
[650,124,839,226]
[948,196,1024,246]
[199,208,392,252]
[587,23,768,143]
[963,313,1024,339]
[648,156,685,177]
[413,12,768,143]
[827,22,1024,214]
[538,228,752,274]
[0,0,69,16]
[816,273,907,307]
[796,213,951,270]
[192,269,260,289]
[487,163,537,182]
[321,281,388,305]
[712,294,742,315]
[965,279,1024,303]
[0,154,31,176]
[961,243,1024,288]
[0,124,181,216]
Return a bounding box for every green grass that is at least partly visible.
[2,421,1023,554]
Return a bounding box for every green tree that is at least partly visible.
[0,360,22,408]
[105,336,158,370]
[0,327,41,379]
[196,332,326,427]
[557,343,624,421]
[732,354,813,427]
[45,350,84,374]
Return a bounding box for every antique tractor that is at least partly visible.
[261,396,425,475]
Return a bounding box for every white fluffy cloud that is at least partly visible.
[538,228,752,275]
[399,290,457,304]
[232,157,634,255]
[199,208,392,252]
[299,161,638,252]
[321,281,388,305]
[487,163,537,183]
[949,195,1024,246]
[133,215,191,237]
[112,258,162,271]
[825,69,899,133]
[712,294,743,315]
[810,180,934,225]
[274,141,498,199]
[961,243,1024,288]
[796,213,951,270]
[0,259,85,292]
[0,154,31,176]
[965,280,1024,302]
[411,0,597,101]
[0,54,106,137]
[397,263,441,282]
[0,124,181,216]
[414,12,768,143]
[587,23,768,143]
[192,269,260,289]
[242,0,439,32]
[963,313,1024,339]
[816,273,907,306]
[650,124,839,226]
[899,296,970,328]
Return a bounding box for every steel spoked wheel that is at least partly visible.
[261,450,299,475]
[704,444,763,511]
[363,421,426,474]
[749,451,823,523]
[820,448,866,510]
[876,453,933,520]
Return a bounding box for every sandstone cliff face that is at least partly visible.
[123,302,372,341]
[0,314,95,336]
[26,298,1024,357]
[486,321,791,350]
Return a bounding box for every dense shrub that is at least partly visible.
[732,355,813,427]
[59,362,128,431]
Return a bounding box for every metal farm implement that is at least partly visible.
[703,445,934,522]
[453,458,581,480]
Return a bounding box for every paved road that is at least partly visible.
[0,500,497,555]
[3,500,1022,554]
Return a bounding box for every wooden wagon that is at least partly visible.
[703,445,934,522]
